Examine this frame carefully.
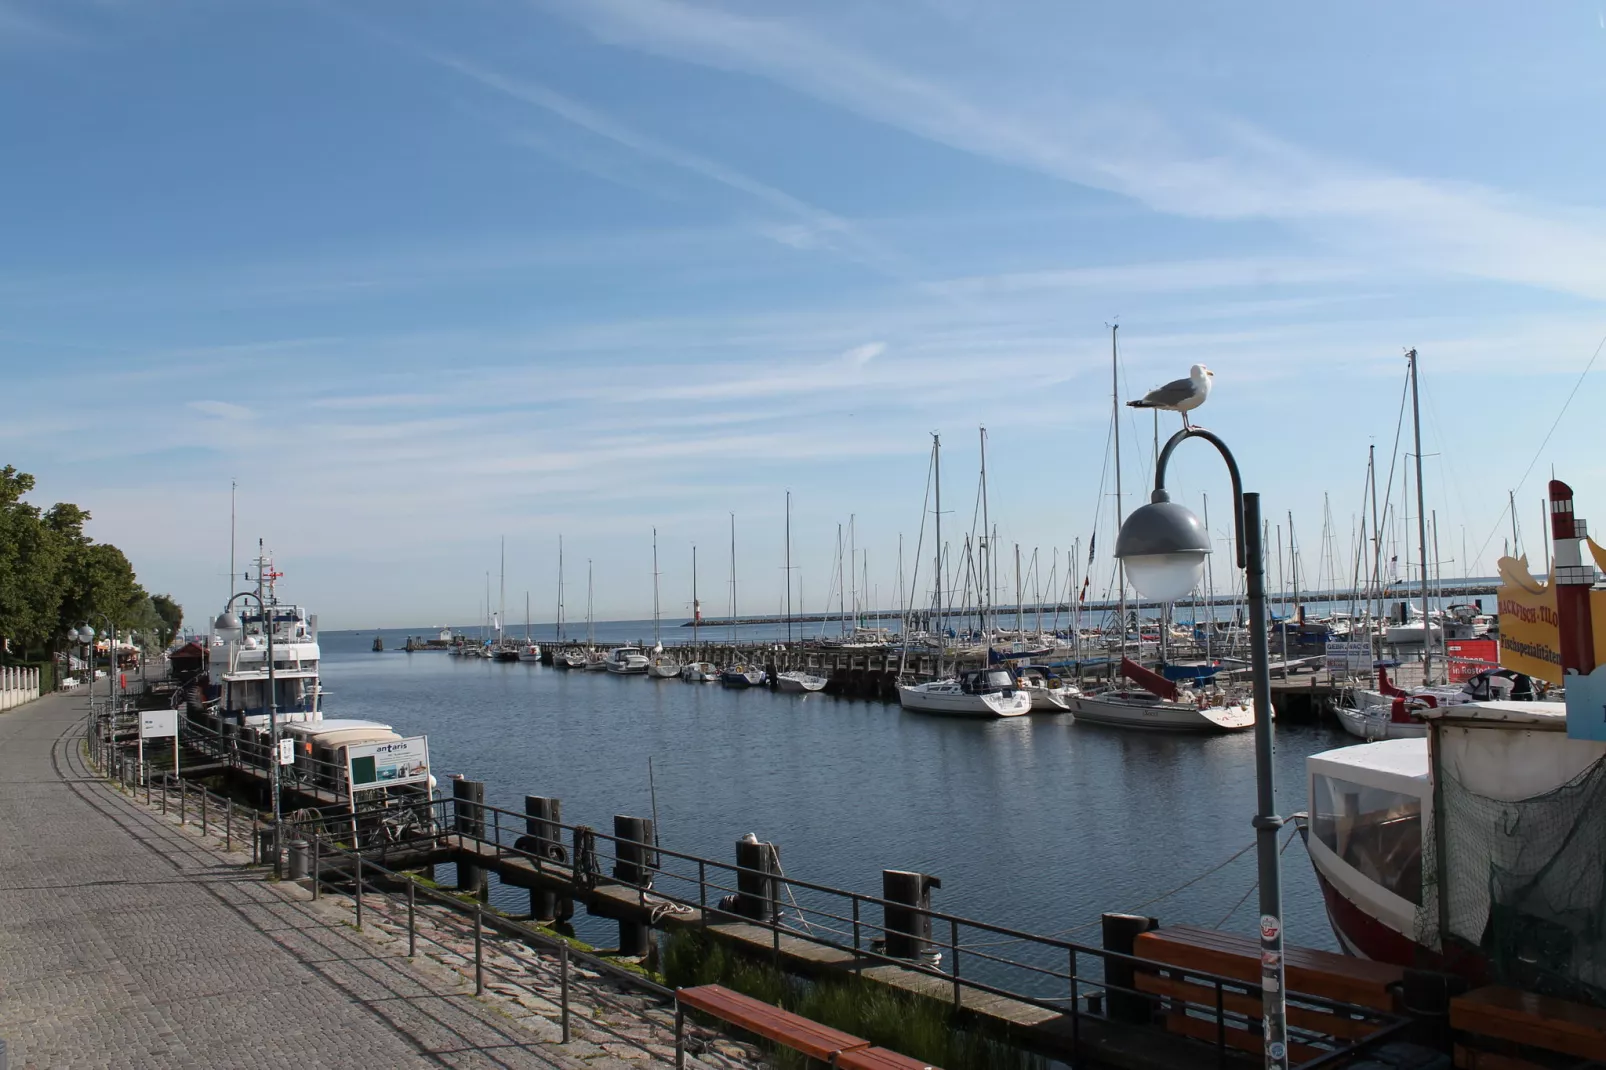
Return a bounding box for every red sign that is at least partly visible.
[1445,638,1499,683]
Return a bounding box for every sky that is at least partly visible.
[3,0,1604,629]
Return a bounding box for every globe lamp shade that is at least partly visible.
[1114,495,1212,603]
[215,612,242,633]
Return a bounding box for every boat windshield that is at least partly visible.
[1311,774,1422,905]
[964,670,1015,693]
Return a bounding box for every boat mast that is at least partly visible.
[557,535,565,641]
[586,560,594,650]
[1408,348,1434,684]
[525,591,530,642]
[1367,445,1382,655]
[979,426,991,638]
[499,536,506,648]
[1111,324,1126,663]
[837,524,846,637]
[933,433,943,666]
[785,492,793,646]
[1509,489,1521,560]
[1015,543,1023,635]
[729,513,737,643]
[692,544,700,646]
[849,514,856,631]
[652,527,661,651]
[1203,493,1214,660]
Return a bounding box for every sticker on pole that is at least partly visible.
[1268,1041,1286,1062]
[347,736,430,793]
[140,710,178,739]
[277,738,296,765]
[1260,914,1281,942]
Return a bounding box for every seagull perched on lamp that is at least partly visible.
[1127,364,1213,428]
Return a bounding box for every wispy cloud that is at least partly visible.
[188,400,254,420]
[543,0,1606,300]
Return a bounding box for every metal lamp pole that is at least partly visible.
[1117,427,1287,1070]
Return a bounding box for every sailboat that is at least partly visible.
[519,592,542,661]
[583,560,607,670]
[647,528,680,678]
[775,491,827,693]
[897,434,1030,718]
[719,514,766,687]
[681,544,718,681]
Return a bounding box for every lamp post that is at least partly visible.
[1114,427,1287,1070]
[216,592,280,855]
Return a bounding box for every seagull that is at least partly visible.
[1127,364,1213,428]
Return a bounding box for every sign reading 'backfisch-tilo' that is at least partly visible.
[346,736,430,793]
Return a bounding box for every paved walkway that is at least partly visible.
[0,688,690,1069]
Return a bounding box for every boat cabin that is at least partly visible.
[958,669,1017,694]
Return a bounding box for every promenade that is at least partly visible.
[0,687,707,1069]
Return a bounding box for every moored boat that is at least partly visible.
[604,647,647,674]
[518,643,542,663]
[898,668,1031,718]
[680,661,718,682]
[720,664,766,688]
[775,670,827,693]
[1013,664,1075,711]
[1067,658,1257,733]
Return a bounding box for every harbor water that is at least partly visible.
[322,625,1348,957]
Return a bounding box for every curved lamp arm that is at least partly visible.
[1153,427,1246,569]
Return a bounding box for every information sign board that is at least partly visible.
[347,736,430,793]
[140,710,178,739]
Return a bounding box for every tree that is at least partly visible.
[151,594,183,647]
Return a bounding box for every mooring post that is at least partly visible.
[1101,912,1159,1024]
[525,794,564,921]
[734,837,779,923]
[882,869,941,960]
[452,776,487,897]
[613,814,654,957]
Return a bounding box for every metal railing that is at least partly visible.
[279,794,1412,1069]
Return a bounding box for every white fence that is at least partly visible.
[1,666,41,710]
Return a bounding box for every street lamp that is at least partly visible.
[72,618,119,715]
[1114,426,1288,1070]
[216,592,281,854]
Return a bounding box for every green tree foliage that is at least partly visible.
[0,465,163,660]
[151,594,183,647]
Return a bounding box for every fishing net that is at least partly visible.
[1417,752,1606,1004]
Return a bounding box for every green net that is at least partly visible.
[1418,752,1606,1004]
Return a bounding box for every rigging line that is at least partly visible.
[1472,330,1606,570]
[960,835,1262,949]
[1211,826,1304,930]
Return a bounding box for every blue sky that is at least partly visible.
[4,0,1604,628]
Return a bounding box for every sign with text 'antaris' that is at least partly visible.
[347,737,430,793]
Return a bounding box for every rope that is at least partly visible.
[959,836,1261,950]
[572,826,599,892]
[1211,826,1304,930]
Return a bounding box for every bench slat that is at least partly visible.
[1450,985,1606,1061]
[1136,971,1383,1041]
[1135,925,1402,1011]
[835,1046,940,1070]
[677,984,872,1061]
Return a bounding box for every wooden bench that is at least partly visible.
[1133,924,1403,1063]
[1450,985,1606,1068]
[835,1047,939,1069]
[675,984,942,1069]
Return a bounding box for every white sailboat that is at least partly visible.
[775,671,827,693]
[899,668,1031,718]
[583,561,607,670]
[680,544,716,681]
[519,592,541,662]
[773,490,825,693]
[1014,664,1076,711]
[647,528,680,679]
[1067,659,1257,732]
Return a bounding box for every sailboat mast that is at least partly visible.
[557,535,565,641]
[1015,543,1023,635]
[849,514,856,630]
[837,524,846,636]
[499,536,506,646]
[785,492,793,646]
[586,560,594,649]
[1112,324,1126,661]
[692,545,700,645]
[933,433,943,655]
[1408,348,1434,683]
[652,528,661,648]
[979,426,990,637]
[1203,493,1214,659]
[729,513,737,643]
[525,591,530,642]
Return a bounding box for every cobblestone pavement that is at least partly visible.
[0,688,759,1069]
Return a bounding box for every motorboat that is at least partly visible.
[647,649,681,678]
[218,600,323,727]
[898,668,1031,718]
[775,670,827,693]
[1067,658,1258,733]
[1335,666,1534,741]
[1013,664,1076,712]
[1298,700,1585,985]
[680,661,718,682]
[605,647,649,674]
[518,643,542,663]
[720,664,767,688]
